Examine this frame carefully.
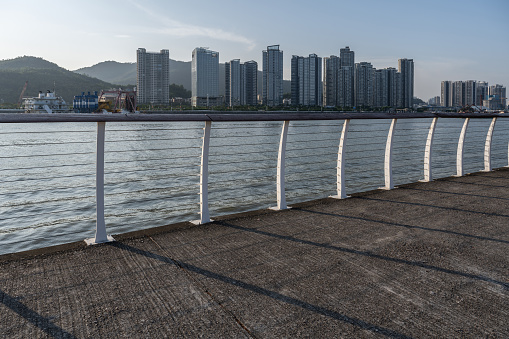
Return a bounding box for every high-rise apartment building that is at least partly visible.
[243,61,258,106]
[485,84,507,110]
[372,67,398,107]
[136,48,170,104]
[291,55,299,106]
[262,45,283,107]
[398,58,414,108]
[395,71,402,108]
[225,59,258,107]
[225,59,241,107]
[338,66,354,108]
[388,68,400,107]
[453,81,464,107]
[323,56,340,106]
[291,54,322,106]
[354,62,374,107]
[476,81,489,106]
[372,69,386,107]
[192,47,220,107]
[340,46,355,68]
[464,80,477,106]
[339,47,355,107]
[441,81,452,107]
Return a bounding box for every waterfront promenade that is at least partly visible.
[1,169,508,338]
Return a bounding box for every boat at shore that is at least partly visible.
[23,90,70,113]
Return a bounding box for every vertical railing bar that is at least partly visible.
[331,119,350,199]
[482,117,497,172]
[421,117,438,182]
[455,118,470,177]
[85,121,114,245]
[271,120,290,210]
[192,120,212,225]
[506,142,509,168]
[380,118,397,190]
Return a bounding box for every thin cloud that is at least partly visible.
[129,0,255,50]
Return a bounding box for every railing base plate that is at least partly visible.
[418,179,433,183]
[329,195,351,199]
[84,235,115,246]
[191,219,213,225]
[378,186,397,191]
[269,206,292,211]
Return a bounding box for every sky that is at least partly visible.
[1,0,508,100]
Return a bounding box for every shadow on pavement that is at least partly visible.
[111,242,413,339]
[0,289,77,339]
[217,220,509,289]
[295,207,509,245]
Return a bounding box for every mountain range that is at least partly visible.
[75,60,292,97]
[0,56,291,104]
[0,56,122,104]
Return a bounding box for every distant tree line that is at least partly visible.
[169,84,191,98]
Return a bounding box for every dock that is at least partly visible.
[1,169,508,338]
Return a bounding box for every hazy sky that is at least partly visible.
[1,0,508,100]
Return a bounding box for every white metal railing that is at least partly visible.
[331,119,349,199]
[422,117,438,182]
[0,111,507,250]
[196,120,212,224]
[483,117,497,172]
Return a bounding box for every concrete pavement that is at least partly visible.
[1,169,508,338]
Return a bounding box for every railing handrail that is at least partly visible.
[0,111,506,123]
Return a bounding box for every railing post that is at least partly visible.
[456,118,470,177]
[506,142,509,168]
[193,120,212,225]
[482,117,497,172]
[380,118,397,190]
[422,117,438,182]
[331,119,350,199]
[271,120,290,210]
[85,121,114,245]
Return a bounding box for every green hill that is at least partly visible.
[0,56,61,71]
[170,59,191,90]
[74,59,192,89]
[0,56,122,104]
[74,61,136,86]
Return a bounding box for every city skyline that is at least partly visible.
[1,0,508,101]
